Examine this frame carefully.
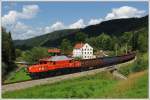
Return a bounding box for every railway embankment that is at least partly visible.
[2,69,148,98]
[2,67,108,93]
[2,57,136,93]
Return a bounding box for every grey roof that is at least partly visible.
[48,56,72,61]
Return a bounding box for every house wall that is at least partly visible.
[73,43,95,59]
[82,43,93,59]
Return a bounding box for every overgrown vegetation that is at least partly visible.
[118,52,148,76]
[2,72,118,98]
[2,70,148,98]
[4,67,31,84]
[103,70,148,98]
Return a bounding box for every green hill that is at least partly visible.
[14,15,148,50]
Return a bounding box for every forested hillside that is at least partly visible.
[14,15,148,50]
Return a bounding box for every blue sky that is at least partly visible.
[2,1,149,40]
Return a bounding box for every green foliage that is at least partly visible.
[74,57,82,60]
[118,52,148,76]
[60,39,73,55]
[15,49,22,58]
[2,72,118,98]
[14,29,79,50]
[2,27,17,81]
[2,62,7,81]
[103,71,148,98]
[75,32,88,42]
[4,67,31,84]
[131,53,148,72]
[86,33,113,50]
[137,28,148,52]
[122,72,148,98]
[19,47,49,63]
[2,71,148,98]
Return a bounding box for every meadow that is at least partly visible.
[2,69,148,98]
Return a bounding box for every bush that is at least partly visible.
[118,52,148,76]
[131,53,148,72]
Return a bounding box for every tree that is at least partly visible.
[15,49,22,58]
[20,47,49,63]
[96,33,112,50]
[75,32,88,43]
[60,39,72,55]
[137,29,148,52]
[86,37,98,49]
[2,27,17,81]
[9,32,16,60]
[120,32,133,53]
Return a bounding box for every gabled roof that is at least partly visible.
[74,43,84,49]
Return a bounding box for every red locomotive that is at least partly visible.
[27,51,136,79]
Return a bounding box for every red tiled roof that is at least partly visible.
[48,49,61,53]
[74,43,84,49]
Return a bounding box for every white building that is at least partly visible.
[73,43,95,59]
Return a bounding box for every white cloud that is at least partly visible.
[11,22,43,40]
[2,11,18,26]
[50,21,65,31]
[13,22,29,33]
[2,5,39,26]
[44,21,65,33]
[69,19,85,29]
[105,6,145,20]
[19,5,39,19]
[44,26,51,33]
[88,18,103,25]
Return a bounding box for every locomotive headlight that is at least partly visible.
[39,67,45,71]
[39,67,42,70]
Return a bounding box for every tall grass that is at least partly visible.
[2,71,118,98]
[2,70,148,98]
[4,68,31,84]
[118,52,148,76]
[103,70,148,98]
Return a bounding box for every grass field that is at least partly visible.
[2,70,148,98]
[104,70,148,98]
[4,67,31,84]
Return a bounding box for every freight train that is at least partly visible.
[27,52,136,79]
